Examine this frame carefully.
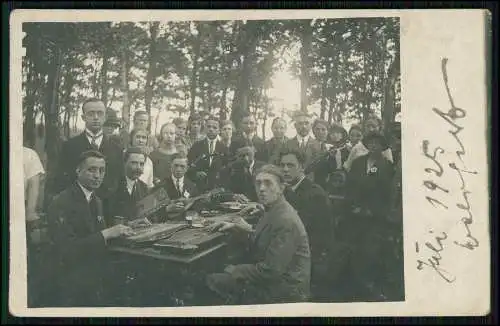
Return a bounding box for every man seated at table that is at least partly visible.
[151,152,200,221]
[219,144,266,202]
[44,150,135,307]
[279,149,333,300]
[107,146,150,223]
[205,164,311,305]
[157,152,198,201]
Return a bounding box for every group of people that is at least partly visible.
[23,97,403,307]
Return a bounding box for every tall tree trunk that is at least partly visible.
[144,22,160,133]
[220,86,228,121]
[62,66,75,139]
[320,60,330,120]
[23,58,36,147]
[100,48,110,107]
[300,20,313,112]
[231,21,261,125]
[45,48,64,173]
[382,53,400,135]
[121,51,130,132]
[189,22,203,114]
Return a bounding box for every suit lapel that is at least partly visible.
[71,183,95,233]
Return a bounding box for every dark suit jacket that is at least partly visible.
[286,136,322,168]
[229,197,311,302]
[107,177,149,222]
[344,154,394,218]
[220,160,266,202]
[187,137,227,192]
[230,133,267,162]
[48,132,124,203]
[45,183,110,306]
[159,175,199,200]
[284,177,333,255]
[265,137,289,165]
[312,146,350,193]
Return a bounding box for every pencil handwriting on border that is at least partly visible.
[417,57,479,283]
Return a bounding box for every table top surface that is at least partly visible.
[109,241,227,264]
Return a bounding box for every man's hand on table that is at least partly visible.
[233,194,250,203]
[166,201,186,213]
[208,217,253,234]
[101,224,135,241]
[238,203,264,218]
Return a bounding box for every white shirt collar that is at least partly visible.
[77,182,94,202]
[248,160,255,174]
[291,175,306,191]
[85,128,104,147]
[296,134,311,145]
[172,175,184,185]
[244,132,255,140]
[125,176,137,194]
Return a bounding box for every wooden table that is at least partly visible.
[109,241,227,264]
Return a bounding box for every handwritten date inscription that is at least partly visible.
[417,58,479,283]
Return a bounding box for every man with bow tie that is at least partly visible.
[107,147,150,223]
[46,98,123,212]
[44,150,134,307]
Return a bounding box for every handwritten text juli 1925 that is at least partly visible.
[416,58,479,283]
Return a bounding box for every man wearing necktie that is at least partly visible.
[44,150,134,307]
[156,153,198,210]
[46,98,123,212]
[265,117,289,165]
[187,116,225,192]
[107,147,149,222]
[285,112,321,170]
[279,149,333,300]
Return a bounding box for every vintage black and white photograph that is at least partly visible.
[19,16,404,309]
[20,17,405,308]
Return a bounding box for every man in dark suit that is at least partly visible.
[158,152,198,201]
[279,149,333,300]
[44,150,134,307]
[107,147,150,222]
[285,112,322,169]
[206,164,311,304]
[221,145,266,202]
[230,113,267,162]
[265,117,289,165]
[187,116,227,193]
[46,98,124,210]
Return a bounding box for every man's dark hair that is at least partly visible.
[124,146,147,162]
[313,119,329,130]
[171,152,188,162]
[172,117,187,126]
[278,148,306,168]
[77,150,106,167]
[205,115,219,125]
[81,98,104,113]
[134,110,149,119]
[241,112,255,121]
[271,117,286,128]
